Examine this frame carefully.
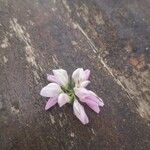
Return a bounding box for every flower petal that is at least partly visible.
[85,99,100,113]
[40,83,62,97]
[45,97,57,110]
[72,68,90,88]
[74,87,89,99]
[80,80,90,87]
[79,68,87,81]
[72,68,83,83]
[53,69,69,86]
[74,88,104,107]
[84,69,90,80]
[73,100,89,124]
[47,74,60,85]
[88,90,104,107]
[58,93,70,107]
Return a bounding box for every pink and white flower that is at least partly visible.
[40,69,70,110]
[40,68,104,125]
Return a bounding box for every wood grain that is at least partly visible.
[0,0,149,149]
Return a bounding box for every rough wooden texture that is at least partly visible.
[0,0,150,150]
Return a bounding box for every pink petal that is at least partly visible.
[58,93,70,107]
[74,87,89,99]
[84,69,90,80]
[53,69,69,87]
[73,100,89,124]
[85,99,100,113]
[40,83,62,97]
[45,97,57,110]
[88,91,104,107]
[75,88,104,107]
[47,74,60,85]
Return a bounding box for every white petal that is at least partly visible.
[84,69,90,80]
[72,68,82,82]
[40,83,62,97]
[79,68,87,81]
[80,80,90,87]
[58,93,70,107]
[53,69,69,86]
[72,68,87,87]
[73,100,89,124]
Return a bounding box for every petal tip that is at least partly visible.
[58,103,63,107]
[45,105,49,110]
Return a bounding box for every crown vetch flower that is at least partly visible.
[40,68,104,124]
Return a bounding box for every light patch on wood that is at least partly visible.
[1,37,9,48]
[94,14,105,25]
[11,106,19,114]
[9,33,13,37]
[52,8,57,12]
[119,74,150,121]
[10,18,31,46]
[3,56,8,63]
[78,4,89,22]
[10,18,38,68]
[72,22,78,29]
[137,101,150,121]
[33,70,40,84]
[50,114,55,124]
[59,120,63,127]
[118,76,139,96]
[91,128,96,135]
[70,132,75,137]
[62,0,71,13]
[73,22,97,53]
[25,45,37,68]
[28,20,34,26]
[52,55,59,65]
[39,66,44,72]
[71,41,77,45]
[59,113,63,118]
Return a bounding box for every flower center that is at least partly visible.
[61,80,76,103]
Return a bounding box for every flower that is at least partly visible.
[40,69,70,110]
[40,68,104,124]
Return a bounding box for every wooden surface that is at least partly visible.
[0,0,150,149]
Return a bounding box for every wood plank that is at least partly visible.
[0,0,149,149]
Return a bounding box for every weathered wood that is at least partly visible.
[0,0,149,149]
